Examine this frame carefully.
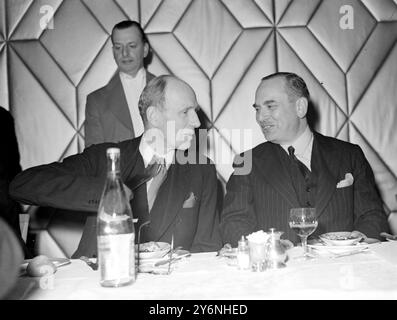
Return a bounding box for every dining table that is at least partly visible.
[6,241,397,300]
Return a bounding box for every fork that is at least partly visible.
[330,248,369,259]
[167,234,174,275]
[137,220,151,273]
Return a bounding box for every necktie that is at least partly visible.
[288,146,311,181]
[128,160,161,191]
[147,156,167,211]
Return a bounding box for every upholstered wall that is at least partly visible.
[1,0,396,214]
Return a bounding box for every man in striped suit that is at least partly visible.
[220,72,389,246]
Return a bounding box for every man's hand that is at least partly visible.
[351,231,380,243]
[123,184,133,200]
[350,230,367,240]
[280,239,294,250]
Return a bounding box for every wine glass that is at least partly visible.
[289,208,318,259]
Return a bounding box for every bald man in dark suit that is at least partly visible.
[11,76,222,258]
[220,72,389,246]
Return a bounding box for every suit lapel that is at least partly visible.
[312,133,340,218]
[122,137,150,228]
[257,143,300,208]
[107,73,134,133]
[146,71,155,83]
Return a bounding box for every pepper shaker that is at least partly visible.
[237,236,250,270]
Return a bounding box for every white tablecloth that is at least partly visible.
[8,242,397,300]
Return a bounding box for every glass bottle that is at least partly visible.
[97,148,135,287]
[237,236,250,270]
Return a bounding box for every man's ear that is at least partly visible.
[296,97,308,119]
[146,106,158,126]
[143,43,149,58]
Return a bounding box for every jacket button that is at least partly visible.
[306,187,311,192]
[306,201,312,207]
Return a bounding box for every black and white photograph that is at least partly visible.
[0,0,396,305]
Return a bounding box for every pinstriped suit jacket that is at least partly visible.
[220,132,389,246]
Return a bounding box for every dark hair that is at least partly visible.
[261,72,310,101]
[111,20,148,45]
[138,75,171,125]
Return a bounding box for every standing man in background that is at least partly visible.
[84,20,155,148]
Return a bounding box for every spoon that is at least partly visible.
[380,232,397,241]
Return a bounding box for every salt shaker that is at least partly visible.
[237,236,250,270]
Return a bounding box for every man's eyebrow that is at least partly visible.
[181,106,198,112]
[113,41,137,45]
[252,100,276,108]
[263,99,276,104]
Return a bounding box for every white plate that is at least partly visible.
[319,231,362,246]
[138,249,191,273]
[135,241,170,259]
[308,242,369,254]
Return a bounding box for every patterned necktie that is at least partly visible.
[288,146,311,181]
[147,156,168,211]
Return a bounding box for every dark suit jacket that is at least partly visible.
[0,217,23,299]
[0,107,23,237]
[10,137,222,257]
[220,132,389,246]
[84,71,155,147]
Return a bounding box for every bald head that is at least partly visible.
[138,75,197,126]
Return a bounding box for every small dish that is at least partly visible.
[219,248,238,266]
[135,241,170,260]
[308,242,369,255]
[138,249,191,273]
[319,232,362,246]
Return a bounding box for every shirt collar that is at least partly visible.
[119,67,146,82]
[139,132,175,168]
[281,125,313,157]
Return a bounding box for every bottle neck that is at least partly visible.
[107,153,121,177]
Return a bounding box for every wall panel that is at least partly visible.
[1,0,396,213]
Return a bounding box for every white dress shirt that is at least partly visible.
[119,68,146,137]
[281,125,314,171]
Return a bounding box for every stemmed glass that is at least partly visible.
[289,208,318,259]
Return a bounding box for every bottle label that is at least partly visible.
[98,233,135,281]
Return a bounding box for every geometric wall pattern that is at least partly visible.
[1,0,397,217]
